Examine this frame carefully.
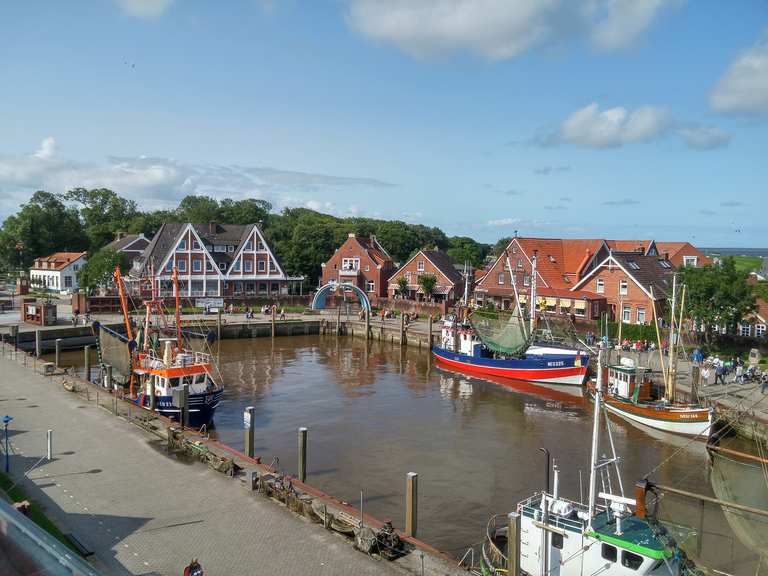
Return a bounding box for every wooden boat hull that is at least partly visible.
[600,393,713,437]
[432,346,588,386]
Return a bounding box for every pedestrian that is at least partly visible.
[715,361,725,385]
[72,308,79,327]
[280,307,285,321]
[735,363,744,384]
[183,558,204,576]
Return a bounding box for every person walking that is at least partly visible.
[715,361,726,385]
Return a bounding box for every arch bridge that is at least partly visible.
[311,282,371,313]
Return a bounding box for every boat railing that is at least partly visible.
[482,514,508,573]
[518,492,600,534]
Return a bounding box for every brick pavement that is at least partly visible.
[0,353,462,576]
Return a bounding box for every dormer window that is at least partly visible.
[192,240,201,250]
[178,239,187,251]
[245,241,253,251]
[219,262,227,271]
[417,260,425,272]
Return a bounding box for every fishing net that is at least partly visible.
[98,325,132,383]
[469,308,529,355]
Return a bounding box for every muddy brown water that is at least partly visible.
[49,337,763,573]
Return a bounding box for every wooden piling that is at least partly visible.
[244,406,255,458]
[54,338,62,368]
[181,384,189,430]
[217,308,222,342]
[271,306,276,339]
[336,305,341,336]
[365,309,371,341]
[427,315,433,347]
[507,512,520,576]
[35,329,42,358]
[298,427,308,483]
[405,472,418,537]
[84,346,91,382]
[399,313,405,346]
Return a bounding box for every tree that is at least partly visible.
[680,258,756,344]
[492,237,512,256]
[76,248,128,292]
[447,236,490,269]
[64,188,139,251]
[396,276,409,298]
[219,198,272,225]
[0,191,86,271]
[175,195,222,223]
[417,273,438,302]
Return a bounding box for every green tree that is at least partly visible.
[417,273,438,301]
[219,198,272,225]
[0,191,86,271]
[64,188,139,251]
[492,237,512,256]
[76,248,128,291]
[447,236,490,269]
[175,195,221,223]
[396,275,409,298]
[680,258,756,344]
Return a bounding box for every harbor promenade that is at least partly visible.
[0,352,461,575]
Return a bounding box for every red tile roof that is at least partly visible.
[606,240,652,254]
[31,252,87,271]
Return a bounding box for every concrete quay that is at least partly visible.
[0,347,468,576]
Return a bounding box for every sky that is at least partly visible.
[0,1,766,247]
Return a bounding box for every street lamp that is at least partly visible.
[538,447,551,494]
[2,415,13,473]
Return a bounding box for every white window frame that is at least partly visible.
[341,257,359,270]
[245,241,253,251]
[596,278,605,294]
[523,274,530,287]
[756,324,766,338]
[233,260,241,272]
[622,305,631,323]
[497,272,504,285]
[245,260,253,273]
[683,256,698,267]
[218,262,226,271]
[619,280,628,296]
[227,245,234,253]
[205,261,213,272]
[177,259,187,272]
[257,260,266,272]
[178,239,187,250]
[166,260,173,272]
[366,280,375,293]
[269,261,276,272]
[192,240,201,250]
[192,259,202,272]
[740,324,751,337]
[417,260,425,272]
[636,307,646,324]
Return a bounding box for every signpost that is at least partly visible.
[2,415,13,473]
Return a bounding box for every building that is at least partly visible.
[387,249,466,305]
[474,237,608,320]
[320,233,395,303]
[103,232,151,268]
[605,240,710,268]
[571,252,674,324]
[738,298,767,338]
[29,252,88,293]
[131,222,300,298]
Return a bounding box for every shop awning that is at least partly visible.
[545,298,558,306]
[518,294,527,303]
[559,298,572,307]
[574,300,587,310]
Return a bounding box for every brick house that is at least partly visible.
[103,232,151,268]
[606,240,710,268]
[388,249,466,305]
[473,237,608,320]
[571,252,674,324]
[738,298,767,339]
[29,252,88,294]
[320,233,395,304]
[130,222,300,298]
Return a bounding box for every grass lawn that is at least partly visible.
[708,254,764,274]
[0,470,79,554]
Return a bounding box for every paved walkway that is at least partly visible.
[0,353,446,576]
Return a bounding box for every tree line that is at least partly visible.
[0,188,493,287]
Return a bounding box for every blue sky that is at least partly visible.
[1,1,766,247]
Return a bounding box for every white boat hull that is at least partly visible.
[603,400,713,437]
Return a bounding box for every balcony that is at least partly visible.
[338,268,360,277]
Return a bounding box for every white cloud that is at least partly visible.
[710,33,768,115]
[487,217,522,226]
[586,0,674,50]
[345,0,675,60]
[0,139,395,221]
[33,136,57,160]
[116,0,174,19]
[675,125,731,150]
[558,103,670,147]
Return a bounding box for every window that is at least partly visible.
[245,260,253,273]
[259,282,267,293]
[497,272,504,285]
[405,271,411,281]
[621,551,644,570]
[227,245,234,253]
[622,305,631,323]
[177,259,187,272]
[214,244,226,252]
[245,241,253,251]
[178,239,187,250]
[683,256,698,267]
[523,274,530,287]
[73,264,80,271]
[636,307,646,324]
[417,260,425,272]
[206,261,213,272]
[517,258,523,269]
[192,260,202,272]
[233,260,241,272]
[551,533,563,550]
[366,281,375,292]
[166,260,173,272]
[627,260,640,270]
[740,324,751,337]
[596,278,605,293]
[269,261,276,272]
[218,262,226,271]
[258,260,265,272]
[342,258,359,270]
[256,241,264,251]
[64,276,72,288]
[192,240,201,250]
[365,264,370,272]
[756,324,766,338]
[601,544,617,563]
[271,282,279,293]
[619,280,628,296]
[659,260,672,269]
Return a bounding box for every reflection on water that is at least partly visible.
[46,337,764,573]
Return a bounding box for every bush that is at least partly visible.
[605,322,664,343]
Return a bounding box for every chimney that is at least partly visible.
[209,221,217,234]
[116,231,125,240]
[370,234,376,244]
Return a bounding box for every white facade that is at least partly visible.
[29,254,87,294]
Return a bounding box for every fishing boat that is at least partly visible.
[100,265,224,427]
[432,254,589,388]
[588,275,713,438]
[479,347,701,576]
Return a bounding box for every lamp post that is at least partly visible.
[538,447,551,494]
[3,415,13,473]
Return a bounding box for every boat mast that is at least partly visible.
[587,345,604,530]
[463,260,469,307]
[172,265,182,349]
[505,251,528,339]
[670,283,687,402]
[666,274,677,400]
[529,252,538,336]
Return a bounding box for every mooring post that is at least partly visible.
[35,329,42,358]
[217,307,222,342]
[54,338,62,368]
[427,314,433,347]
[298,427,308,482]
[271,306,276,339]
[336,305,341,336]
[507,512,520,575]
[105,363,113,389]
[400,313,405,346]
[244,406,255,458]
[181,384,189,429]
[691,365,700,402]
[149,376,156,410]
[84,345,91,382]
[46,429,53,460]
[406,471,418,537]
[365,308,371,341]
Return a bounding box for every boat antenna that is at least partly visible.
[587,344,604,530]
[172,265,182,349]
[529,251,538,336]
[666,274,677,400]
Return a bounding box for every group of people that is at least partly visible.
[71,309,90,326]
[618,338,659,353]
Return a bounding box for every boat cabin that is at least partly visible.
[607,363,652,402]
[441,317,483,357]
